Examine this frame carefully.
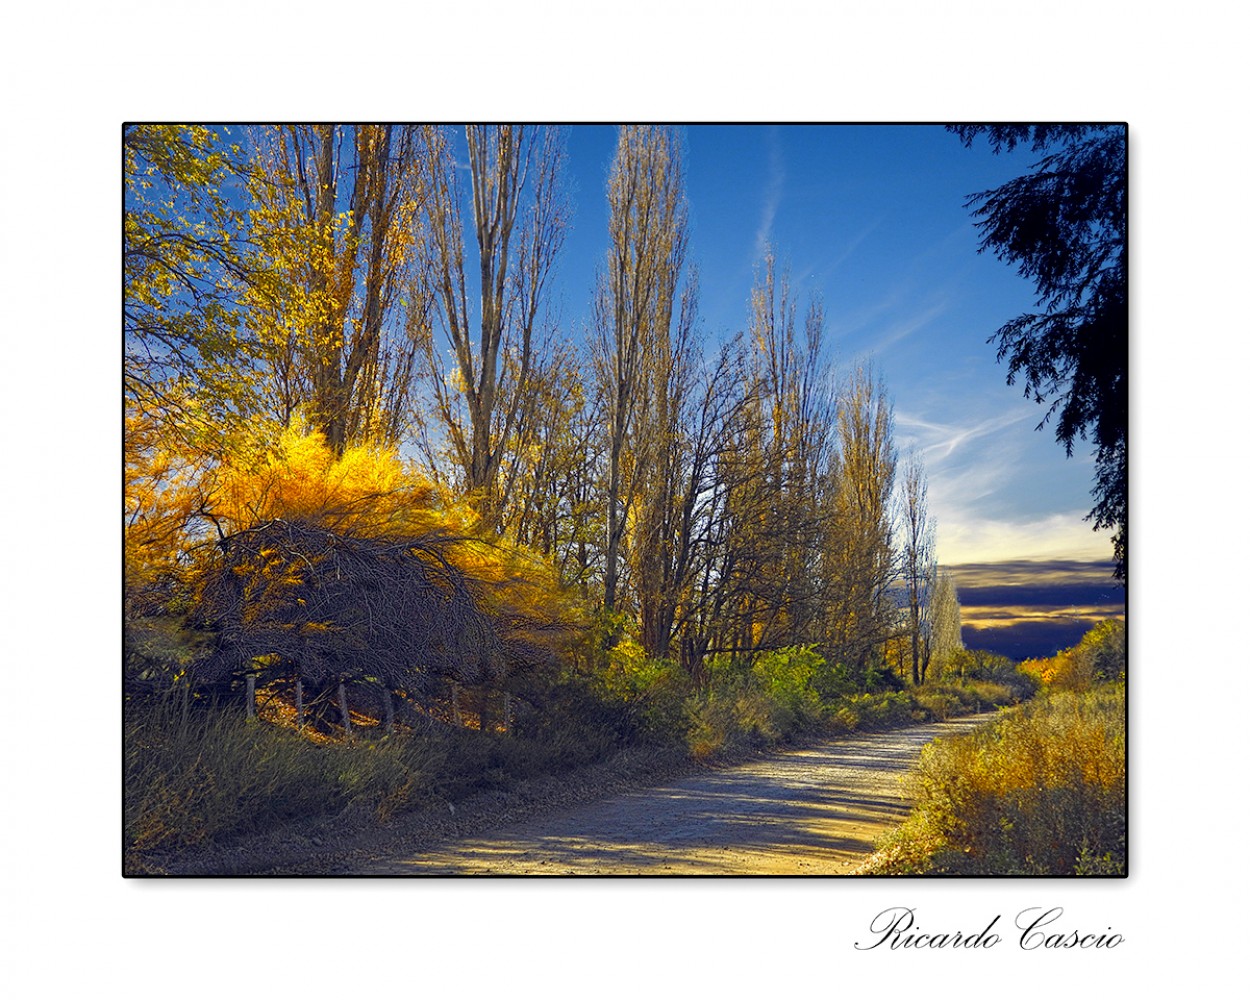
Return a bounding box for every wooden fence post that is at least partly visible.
[338,681,352,737]
[246,674,256,720]
[383,686,394,735]
[452,682,462,727]
[295,678,304,733]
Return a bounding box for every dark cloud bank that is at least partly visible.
[948,560,1125,661]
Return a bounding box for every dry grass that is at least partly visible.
[861,683,1125,875]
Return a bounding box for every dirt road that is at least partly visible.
[351,714,993,875]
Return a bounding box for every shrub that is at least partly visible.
[849,691,916,730]
[946,649,1038,701]
[1084,619,1126,679]
[915,690,960,721]
[683,647,840,757]
[812,659,859,701]
[870,684,1125,875]
[592,638,689,745]
[684,694,737,759]
[832,705,860,732]
[1020,619,1125,692]
[751,646,824,732]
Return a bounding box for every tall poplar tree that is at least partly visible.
[593,125,689,615]
[900,451,935,685]
[413,125,568,528]
[824,368,898,680]
[731,255,836,653]
[247,124,427,452]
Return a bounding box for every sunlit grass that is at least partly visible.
[862,682,1125,875]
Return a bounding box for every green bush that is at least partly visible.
[684,686,796,759]
[681,650,1021,760]
[945,649,1039,701]
[915,690,960,721]
[591,637,689,745]
[812,659,858,701]
[831,704,859,732]
[682,647,838,756]
[849,691,916,730]
[684,693,738,759]
[751,646,824,732]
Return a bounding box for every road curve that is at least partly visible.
[350,714,994,875]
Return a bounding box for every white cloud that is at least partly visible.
[894,405,1108,565]
[936,510,1110,565]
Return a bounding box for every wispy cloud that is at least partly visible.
[892,405,1107,566]
[895,408,1032,462]
[858,300,948,358]
[930,458,1016,511]
[754,129,785,261]
[800,220,883,284]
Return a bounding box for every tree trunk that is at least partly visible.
[246,674,256,720]
[295,678,304,732]
[604,450,623,613]
[910,612,921,687]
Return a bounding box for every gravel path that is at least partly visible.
[350,714,993,875]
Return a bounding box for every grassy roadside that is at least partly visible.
[856,682,1126,876]
[124,664,1027,875]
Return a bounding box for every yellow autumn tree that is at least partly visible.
[186,428,582,726]
[124,125,258,431]
[245,125,428,454]
[125,406,224,681]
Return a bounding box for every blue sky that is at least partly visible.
[553,124,1114,570]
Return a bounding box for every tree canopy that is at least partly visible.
[951,125,1127,579]
[124,125,257,433]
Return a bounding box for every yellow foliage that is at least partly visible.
[211,426,453,539]
[1020,656,1056,686]
[1019,619,1124,692]
[125,408,215,597]
[210,427,583,645]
